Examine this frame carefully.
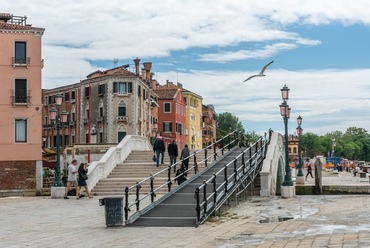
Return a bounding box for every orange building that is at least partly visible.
[202,104,216,148]
[0,14,44,195]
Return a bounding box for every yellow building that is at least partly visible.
[183,91,203,150]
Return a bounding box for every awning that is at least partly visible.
[42,148,56,157]
[42,160,56,168]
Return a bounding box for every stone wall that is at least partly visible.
[0,161,36,190]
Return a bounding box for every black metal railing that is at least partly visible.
[12,57,30,65]
[124,131,239,224]
[12,90,30,104]
[194,130,272,224]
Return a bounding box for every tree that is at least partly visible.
[300,132,320,158]
[215,112,245,141]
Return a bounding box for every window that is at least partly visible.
[197,99,199,107]
[71,135,75,145]
[64,92,70,101]
[138,85,141,96]
[43,136,47,147]
[190,112,195,121]
[15,119,27,142]
[164,103,171,113]
[14,79,27,103]
[128,82,132,93]
[186,128,189,135]
[99,107,103,117]
[85,86,90,98]
[184,97,187,105]
[177,123,183,135]
[203,130,207,135]
[293,148,297,153]
[98,84,105,95]
[86,133,89,143]
[163,122,172,132]
[64,135,69,146]
[53,136,57,148]
[118,131,126,143]
[44,116,48,125]
[71,91,76,100]
[48,95,53,105]
[143,89,146,100]
[44,97,48,106]
[113,82,130,94]
[85,109,89,119]
[72,112,75,122]
[49,136,52,148]
[15,41,27,63]
[119,83,126,93]
[118,102,127,116]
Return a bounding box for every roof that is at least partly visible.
[0,22,44,31]
[0,13,11,19]
[86,65,135,79]
[156,88,179,99]
[157,82,202,99]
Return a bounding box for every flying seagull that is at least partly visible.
[244,60,274,82]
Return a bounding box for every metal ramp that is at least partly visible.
[125,131,271,227]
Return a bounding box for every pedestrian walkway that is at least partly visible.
[2,173,370,247]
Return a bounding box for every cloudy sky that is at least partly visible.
[4,0,370,135]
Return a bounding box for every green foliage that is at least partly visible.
[301,127,370,161]
[215,112,245,141]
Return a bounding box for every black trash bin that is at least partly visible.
[99,197,124,227]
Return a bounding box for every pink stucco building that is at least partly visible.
[0,14,44,195]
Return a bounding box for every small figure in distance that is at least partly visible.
[180,144,191,174]
[306,163,314,181]
[64,159,79,199]
[175,166,187,185]
[77,163,93,199]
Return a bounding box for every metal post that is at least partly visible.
[224,165,228,193]
[213,173,217,210]
[150,174,156,203]
[203,180,207,215]
[233,158,237,183]
[205,149,208,167]
[297,132,303,177]
[195,187,200,223]
[228,135,230,151]
[124,187,129,223]
[194,152,198,174]
[214,142,217,161]
[242,151,245,173]
[283,117,293,186]
[53,111,63,187]
[167,165,172,192]
[135,181,141,211]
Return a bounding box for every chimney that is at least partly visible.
[133,57,140,75]
[166,80,169,87]
[141,69,146,81]
[152,80,157,90]
[143,62,152,82]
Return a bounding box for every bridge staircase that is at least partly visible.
[125,131,271,227]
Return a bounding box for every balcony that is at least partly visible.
[12,90,30,107]
[12,57,30,68]
[116,116,128,122]
[83,119,89,124]
[97,116,104,122]
[43,124,53,129]
[69,121,75,127]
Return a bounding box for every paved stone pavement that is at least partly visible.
[2,171,370,248]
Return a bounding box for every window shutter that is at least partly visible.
[163,122,166,132]
[128,83,132,93]
[113,82,117,93]
[169,122,172,132]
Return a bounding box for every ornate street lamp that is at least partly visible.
[280,85,293,186]
[49,93,69,188]
[296,117,303,177]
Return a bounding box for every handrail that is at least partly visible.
[124,130,239,224]
[195,129,273,224]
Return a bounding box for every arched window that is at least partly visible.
[288,148,291,153]
[71,106,76,122]
[118,101,127,117]
[293,148,297,154]
[118,125,127,143]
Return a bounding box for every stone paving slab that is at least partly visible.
[2,194,370,247]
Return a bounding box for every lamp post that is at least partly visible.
[296,116,303,178]
[49,93,68,188]
[280,85,293,187]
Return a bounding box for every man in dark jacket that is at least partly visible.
[175,166,187,185]
[153,136,165,167]
[168,140,178,172]
[180,144,191,173]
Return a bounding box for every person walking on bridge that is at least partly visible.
[168,140,178,172]
[180,144,190,174]
[306,164,314,180]
[153,136,165,167]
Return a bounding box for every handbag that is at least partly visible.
[152,154,156,162]
[80,173,88,180]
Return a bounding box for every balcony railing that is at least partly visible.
[162,132,176,139]
[12,90,30,107]
[83,119,89,124]
[97,116,104,122]
[12,57,30,68]
[69,121,75,127]
[116,116,128,122]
